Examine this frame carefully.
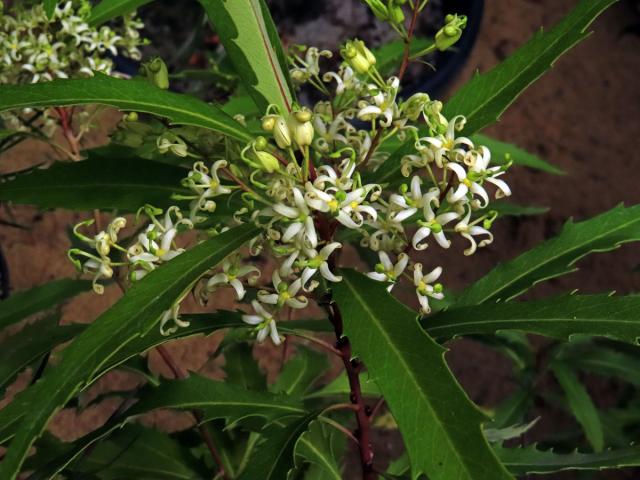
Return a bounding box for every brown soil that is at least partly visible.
[1,0,640,478]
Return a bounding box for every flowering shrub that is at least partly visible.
[0,1,638,479]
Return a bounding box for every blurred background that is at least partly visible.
[1,0,639,477]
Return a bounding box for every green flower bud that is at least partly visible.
[273,116,292,149]
[141,57,169,90]
[340,40,373,75]
[387,2,405,25]
[125,112,139,122]
[255,151,280,173]
[433,283,444,294]
[112,130,144,148]
[363,0,389,21]
[254,136,268,151]
[288,109,314,147]
[435,14,467,51]
[261,116,276,132]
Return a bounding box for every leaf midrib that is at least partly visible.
[298,435,341,479]
[343,274,476,478]
[464,213,640,305]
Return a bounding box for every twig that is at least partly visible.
[156,345,230,480]
[320,416,360,446]
[370,396,385,419]
[398,1,421,82]
[361,129,383,168]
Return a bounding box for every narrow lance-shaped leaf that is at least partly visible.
[333,270,514,480]
[0,223,258,480]
[0,74,252,142]
[0,316,85,393]
[552,361,604,452]
[0,278,91,331]
[0,156,188,211]
[126,374,305,429]
[89,0,154,26]
[444,0,617,135]
[470,133,564,175]
[271,346,328,396]
[454,204,640,307]
[427,294,640,344]
[199,0,295,113]
[290,420,342,480]
[239,412,319,480]
[43,0,57,18]
[495,444,640,475]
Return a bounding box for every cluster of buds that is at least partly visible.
[73,32,510,342]
[362,0,408,27]
[0,0,145,137]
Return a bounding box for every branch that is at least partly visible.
[398,1,421,82]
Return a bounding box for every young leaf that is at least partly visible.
[551,361,604,452]
[560,342,640,386]
[199,0,295,113]
[271,345,328,396]
[0,278,91,331]
[239,412,319,480]
[471,133,564,175]
[0,74,252,142]
[0,155,188,211]
[0,223,258,480]
[495,444,640,475]
[127,374,305,428]
[89,0,154,26]
[427,294,640,344]
[333,270,513,480]
[443,0,617,134]
[0,316,84,392]
[291,420,342,480]
[454,204,640,306]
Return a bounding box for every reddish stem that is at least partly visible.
[398,1,421,82]
[55,107,81,160]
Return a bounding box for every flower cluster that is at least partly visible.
[0,0,144,135]
[72,37,511,344]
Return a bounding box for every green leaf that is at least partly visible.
[75,425,207,479]
[471,134,564,175]
[427,295,640,344]
[43,0,57,18]
[272,346,328,396]
[305,371,380,399]
[551,361,604,452]
[333,270,513,480]
[0,224,258,480]
[291,420,342,480]
[0,155,188,211]
[0,278,91,331]
[495,444,640,475]
[0,316,84,392]
[223,342,267,391]
[559,341,640,386]
[127,374,305,428]
[0,74,252,142]
[484,418,539,444]
[479,201,549,218]
[239,412,318,480]
[454,204,640,306]
[200,0,294,113]
[89,0,154,26]
[443,0,617,134]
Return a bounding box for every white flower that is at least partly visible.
[258,270,308,309]
[312,114,351,153]
[367,252,409,291]
[413,263,444,314]
[242,300,282,345]
[301,242,342,287]
[272,187,318,247]
[323,65,359,95]
[203,255,260,300]
[415,115,473,168]
[183,160,232,221]
[411,189,459,250]
[389,176,431,222]
[454,207,494,256]
[357,77,400,127]
[305,185,376,229]
[157,132,188,157]
[160,303,190,336]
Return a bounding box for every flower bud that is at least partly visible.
[141,57,169,89]
[273,116,292,149]
[435,14,467,51]
[261,116,276,132]
[363,0,389,21]
[387,2,405,25]
[340,40,371,75]
[288,109,314,147]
